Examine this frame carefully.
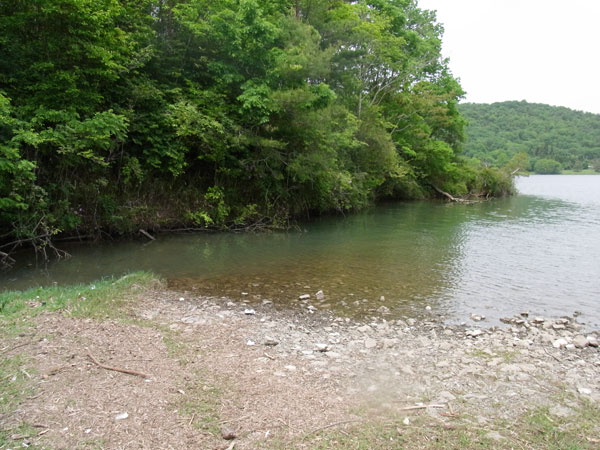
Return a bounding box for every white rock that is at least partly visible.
[115,412,129,421]
[365,338,378,349]
[402,417,410,425]
[466,329,483,337]
[178,297,185,302]
[425,305,432,311]
[299,294,310,300]
[470,314,485,321]
[586,336,599,347]
[241,292,249,296]
[552,338,568,348]
[284,365,297,371]
[315,290,325,300]
[244,308,256,315]
[246,340,256,346]
[315,343,329,352]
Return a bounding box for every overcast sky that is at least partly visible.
[417,0,600,114]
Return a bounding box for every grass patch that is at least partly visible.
[179,375,222,436]
[0,271,159,323]
[516,402,600,450]
[0,423,42,449]
[0,357,39,448]
[561,169,598,175]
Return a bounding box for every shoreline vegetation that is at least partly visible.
[1,274,599,449]
[1,0,515,263]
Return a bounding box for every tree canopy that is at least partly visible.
[0,0,511,250]
[460,101,600,173]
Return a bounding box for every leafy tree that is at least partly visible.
[460,101,600,171]
[533,158,562,174]
[0,0,510,251]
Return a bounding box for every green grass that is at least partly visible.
[0,271,159,323]
[265,398,600,450]
[179,377,223,435]
[561,169,599,175]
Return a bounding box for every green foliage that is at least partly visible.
[0,0,487,245]
[534,158,563,174]
[460,101,600,171]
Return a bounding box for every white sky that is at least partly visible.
[417,0,600,114]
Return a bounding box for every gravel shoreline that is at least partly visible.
[5,286,599,449]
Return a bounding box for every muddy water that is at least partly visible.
[2,175,600,327]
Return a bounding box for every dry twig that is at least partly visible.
[311,419,362,434]
[87,352,148,379]
[399,404,445,411]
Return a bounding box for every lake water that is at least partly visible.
[2,175,599,328]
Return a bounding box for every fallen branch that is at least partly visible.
[87,352,148,379]
[431,184,463,202]
[399,404,446,411]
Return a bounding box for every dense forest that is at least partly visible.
[0,0,512,256]
[460,101,600,174]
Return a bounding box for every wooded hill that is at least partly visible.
[0,0,512,255]
[459,101,600,173]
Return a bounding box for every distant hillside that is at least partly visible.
[459,101,600,172]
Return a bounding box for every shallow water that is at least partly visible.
[2,175,600,327]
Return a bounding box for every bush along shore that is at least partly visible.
[1,274,598,449]
[0,0,515,263]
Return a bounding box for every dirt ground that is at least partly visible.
[3,288,599,449]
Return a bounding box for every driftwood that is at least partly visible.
[87,352,148,379]
[431,184,463,203]
[139,229,156,241]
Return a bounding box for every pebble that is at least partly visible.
[263,337,279,346]
[315,343,329,352]
[221,427,237,440]
[470,314,485,321]
[315,290,325,300]
[244,308,256,315]
[114,412,129,421]
[572,335,588,348]
[549,405,575,418]
[299,294,310,300]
